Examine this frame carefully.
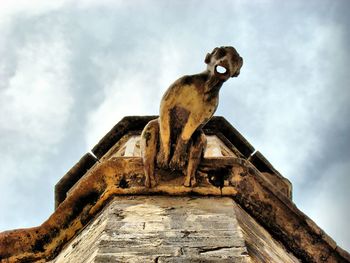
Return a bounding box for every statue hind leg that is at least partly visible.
[140,119,159,188]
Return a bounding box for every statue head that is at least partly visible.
[205,46,243,81]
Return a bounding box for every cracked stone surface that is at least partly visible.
[50,196,299,263]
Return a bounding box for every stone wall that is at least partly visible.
[51,196,299,263]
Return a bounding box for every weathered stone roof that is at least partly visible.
[0,116,349,263]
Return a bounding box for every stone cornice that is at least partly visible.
[0,156,349,262]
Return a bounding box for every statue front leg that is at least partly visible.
[169,138,189,171]
[184,130,206,187]
[169,114,199,170]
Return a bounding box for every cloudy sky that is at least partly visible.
[0,0,349,251]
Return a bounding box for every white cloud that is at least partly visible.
[0,33,73,151]
[0,0,68,25]
[0,0,128,28]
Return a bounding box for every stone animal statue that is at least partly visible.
[140,46,243,188]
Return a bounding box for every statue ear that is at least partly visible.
[204,53,211,64]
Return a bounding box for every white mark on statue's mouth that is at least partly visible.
[215,65,227,74]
